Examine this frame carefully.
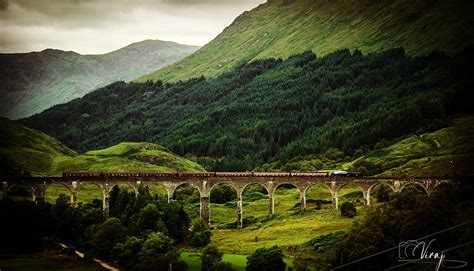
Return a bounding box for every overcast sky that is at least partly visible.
[0,0,265,54]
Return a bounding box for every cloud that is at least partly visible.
[1,0,265,54]
[0,0,9,11]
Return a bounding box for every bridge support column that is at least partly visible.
[362,188,370,206]
[2,181,8,199]
[237,193,243,229]
[200,196,210,228]
[70,181,77,207]
[268,191,275,218]
[331,191,338,210]
[103,194,110,218]
[70,192,77,207]
[299,189,306,213]
[135,181,141,197]
[32,184,46,204]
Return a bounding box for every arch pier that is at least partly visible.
[1,173,454,228]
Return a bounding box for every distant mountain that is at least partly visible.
[0,40,199,119]
[137,0,474,83]
[0,118,204,177]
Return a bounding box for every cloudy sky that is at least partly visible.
[0,0,265,54]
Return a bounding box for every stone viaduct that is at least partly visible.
[1,172,454,228]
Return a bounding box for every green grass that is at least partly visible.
[0,118,205,177]
[0,253,102,271]
[180,251,294,271]
[137,0,473,83]
[173,185,364,255]
[342,115,474,176]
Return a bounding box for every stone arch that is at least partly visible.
[432,181,455,192]
[44,182,73,204]
[273,182,301,216]
[146,183,169,198]
[241,182,270,197]
[107,182,138,196]
[6,183,35,201]
[304,182,333,210]
[171,182,202,198]
[210,181,238,194]
[209,183,239,228]
[336,182,366,206]
[272,182,302,194]
[367,182,396,204]
[400,182,428,194]
[76,182,104,204]
[367,182,396,195]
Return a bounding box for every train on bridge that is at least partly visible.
[63,171,361,178]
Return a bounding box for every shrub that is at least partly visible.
[189,218,211,247]
[246,246,286,271]
[340,202,357,218]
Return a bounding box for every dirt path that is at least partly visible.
[59,243,119,271]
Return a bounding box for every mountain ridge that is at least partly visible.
[0,40,200,119]
[136,0,474,83]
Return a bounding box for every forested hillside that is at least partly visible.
[22,47,473,172]
[0,40,199,119]
[137,0,474,83]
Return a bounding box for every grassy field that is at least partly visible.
[0,252,102,271]
[137,0,473,83]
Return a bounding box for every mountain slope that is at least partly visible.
[21,48,473,172]
[0,40,199,119]
[344,116,474,177]
[0,118,204,177]
[137,0,474,83]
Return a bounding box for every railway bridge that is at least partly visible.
[1,172,454,228]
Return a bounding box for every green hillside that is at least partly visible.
[137,0,474,83]
[0,118,204,176]
[343,115,474,176]
[0,40,199,119]
[21,48,473,172]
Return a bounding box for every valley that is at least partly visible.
[1,0,473,270]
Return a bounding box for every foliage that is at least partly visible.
[201,243,235,271]
[340,202,357,218]
[87,217,127,259]
[136,232,187,271]
[112,236,144,269]
[306,231,347,252]
[22,48,474,172]
[189,218,211,247]
[329,182,474,270]
[246,246,286,271]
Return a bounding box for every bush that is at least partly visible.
[189,218,211,247]
[88,217,127,259]
[201,243,222,271]
[340,202,357,218]
[137,232,187,271]
[246,246,286,271]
